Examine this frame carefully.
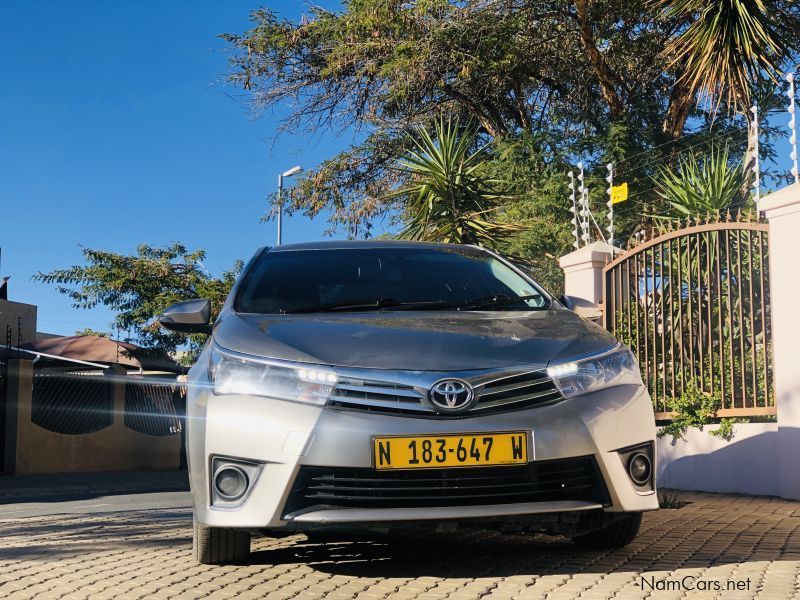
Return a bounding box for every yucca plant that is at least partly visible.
[653,145,745,219]
[386,117,520,248]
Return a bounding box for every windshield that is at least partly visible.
[235,246,550,314]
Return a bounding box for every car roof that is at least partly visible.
[264,240,483,252]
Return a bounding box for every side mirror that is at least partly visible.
[559,294,576,311]
[158,299,213,334]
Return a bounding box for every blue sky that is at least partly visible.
[0,1,350,337]
[1,2,797,338]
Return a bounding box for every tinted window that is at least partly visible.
[235,246,549,314]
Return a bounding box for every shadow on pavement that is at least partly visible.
[0,470,189,505]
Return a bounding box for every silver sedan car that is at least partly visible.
[159,241,658,565]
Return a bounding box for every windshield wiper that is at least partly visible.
[283,294,545,314]
[284,297,400,314]
[284,298,458,314]
[458,294,545,311]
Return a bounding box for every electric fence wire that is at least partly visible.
[614,123,750,180]
[580,123,753,222]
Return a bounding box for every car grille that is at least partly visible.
[473,370,562,412]
[328,369,563,417]
[282,457,610,516]
[328,378,427,415]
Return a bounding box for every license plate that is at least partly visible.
[372,432,528,470]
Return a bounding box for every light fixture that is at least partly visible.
[276,165,304,245]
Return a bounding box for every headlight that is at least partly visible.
[546,345,641,398]
[208,346,338,405]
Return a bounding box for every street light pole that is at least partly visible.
[277,173,284,246]
[276,165,303,246]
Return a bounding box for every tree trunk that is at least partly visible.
[663,78,694,140]
[740,114,757,205]
[574,0,625,119]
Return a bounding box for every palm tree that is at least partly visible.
[657,0,798,137]
[386,116,520,248]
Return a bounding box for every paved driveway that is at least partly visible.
[1,491,799,599]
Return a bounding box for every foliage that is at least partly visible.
[653,145,746,218]
[386,117,521,247]
[656,0,798,113]
[708,417,745,441]
[223,1,800,244]
[74,328,110,338]
[658,380,722,441]
[658,489,686,509]
[34,244,242,359]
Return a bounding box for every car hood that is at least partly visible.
[213,310,617,372]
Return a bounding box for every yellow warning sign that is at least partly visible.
[611,182,628,204]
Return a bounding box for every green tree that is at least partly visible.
[387,117,520,247]
[34,244,242,358]
[74,328,111,338]
[222,1,799,244]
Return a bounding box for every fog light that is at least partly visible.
[214,466,248,500]
[627,453,652,485]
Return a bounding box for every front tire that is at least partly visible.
[193,520,251,564]
[572,512,642,549]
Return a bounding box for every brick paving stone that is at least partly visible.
[1,492,800,599]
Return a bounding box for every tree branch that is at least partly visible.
[573,0,625,119]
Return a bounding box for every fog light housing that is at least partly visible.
[617,442,654,492]
[627,453,652,486]
[214,466,248,500]
[210,456,262,508]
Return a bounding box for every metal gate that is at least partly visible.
[603,217,773,419]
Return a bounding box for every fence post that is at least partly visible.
[760,183,800,500]
[105,364,127,428]
[4,358,33,474]
[558,240,617,321]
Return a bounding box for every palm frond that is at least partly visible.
[657,0,797,111]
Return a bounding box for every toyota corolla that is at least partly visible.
[158,241,658,564]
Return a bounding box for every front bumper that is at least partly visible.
[187,381,658,529]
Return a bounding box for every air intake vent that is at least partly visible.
[283,457,610,515]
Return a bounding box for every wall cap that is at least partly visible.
[760,183,800,216]
[559,241,619,270]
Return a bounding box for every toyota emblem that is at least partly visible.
[429,379,474,412]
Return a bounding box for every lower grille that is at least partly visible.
[283,457,610,516]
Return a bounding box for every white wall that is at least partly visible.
[657,422,779,496]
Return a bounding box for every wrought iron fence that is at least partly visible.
[32,368,114,435]
[124,378,181,436]
[603,216,773,419]
[0,359,6,471]
[29,367,181,437]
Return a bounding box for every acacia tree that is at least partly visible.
[223,0,799,243]
[35,244,242,359]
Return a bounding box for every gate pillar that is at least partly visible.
[761,183,800,500]
[559,241,617,320]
